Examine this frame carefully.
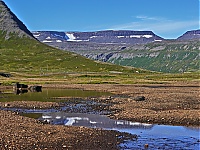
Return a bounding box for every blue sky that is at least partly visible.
[3,0,200,39]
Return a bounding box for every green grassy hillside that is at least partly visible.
[0,32,199,85]
[0,31,140,75]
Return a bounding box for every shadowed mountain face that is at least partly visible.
[0,1,34,39]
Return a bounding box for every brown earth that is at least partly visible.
[0,82,199,149]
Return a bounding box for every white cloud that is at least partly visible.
[135,15,166,21]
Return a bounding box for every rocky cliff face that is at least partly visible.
[0,1,34,39]
[177,29,200,41]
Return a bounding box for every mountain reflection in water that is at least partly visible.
[39,112,153,129]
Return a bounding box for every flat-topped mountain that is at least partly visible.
[177,29,200,41]
[32,30,164,45]
[0,1,34,39]
[65,30,164,44]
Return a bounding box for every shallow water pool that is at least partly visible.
[25,111,200,150]
[0,88,111,102]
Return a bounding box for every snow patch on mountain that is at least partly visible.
[56,40,62,42]
[90,36,98,38]
[130,35,141,38]
[117,36,125,38]
[143,35,153,38]
[66,33,76,41]
[34,34,40,37]
[154,39,162,42]
[43,40,52,43]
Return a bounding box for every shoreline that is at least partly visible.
[1,82,199,127]
[0,82,199,149]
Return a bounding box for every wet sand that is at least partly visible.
[0,82,199,149]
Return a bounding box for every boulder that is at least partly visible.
[134,96,145,101]
[28,85,42,92]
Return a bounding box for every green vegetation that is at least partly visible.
[109,41,200,73]
[0,31,138,74]
[0,71,199,86]
[0,31,199,85]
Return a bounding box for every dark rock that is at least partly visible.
[121,46,126,50]
[4,103,10,107]
[28,85,42,92]
[0,72,11,77]
[13,83,28,89]
[134,96,145,101]
[144,144,149,148]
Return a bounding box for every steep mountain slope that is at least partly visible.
[0,1,34,39]
[0,1,135,74]
[33,30,199,73]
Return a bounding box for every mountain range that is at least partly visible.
[32,30,200,73]
[0,0,199,74]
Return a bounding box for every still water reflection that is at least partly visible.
[0,88,111,102]
[38,112,199,138]
[38,112,200,150]
[39,112,153,129]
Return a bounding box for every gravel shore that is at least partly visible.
[0,82,199,149]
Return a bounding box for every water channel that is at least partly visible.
[0,88,199,149]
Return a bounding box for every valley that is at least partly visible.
[0,0,199,149]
